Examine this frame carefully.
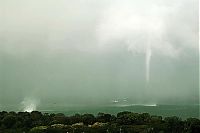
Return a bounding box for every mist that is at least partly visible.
[0,0,198,111]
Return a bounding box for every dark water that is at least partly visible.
[1,104,199,119]
[39,104,199,119]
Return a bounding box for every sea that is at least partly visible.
[39,104,199,120]
[1,104,199,119]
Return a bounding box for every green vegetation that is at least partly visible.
[0,111,200,133]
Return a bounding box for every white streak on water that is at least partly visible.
[21,97,39,112]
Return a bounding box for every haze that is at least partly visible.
[0,0,198,111]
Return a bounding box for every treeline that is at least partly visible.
[0,111,200,133]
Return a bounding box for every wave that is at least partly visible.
[112,103,157,107]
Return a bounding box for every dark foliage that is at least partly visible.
[0,111,199,133]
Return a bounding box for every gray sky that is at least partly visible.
[0,0,198,109]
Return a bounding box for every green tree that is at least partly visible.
[2,115,17,128]
[81,114,95,125]
[164,116,183,133]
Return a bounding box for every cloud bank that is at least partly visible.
[0,0,198,107]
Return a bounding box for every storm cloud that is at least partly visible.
[0,0,198,110]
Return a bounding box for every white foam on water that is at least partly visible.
[21,97,40,112]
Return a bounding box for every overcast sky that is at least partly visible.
[0,0,198,109]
